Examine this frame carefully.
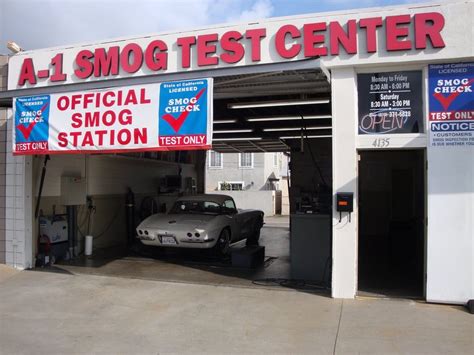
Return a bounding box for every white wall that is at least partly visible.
[39,154,197,197]
[213,190,277,216]
[34,154,198,252]
[4,109,32,269]
[427,146,474,304]
[331,68,358,299]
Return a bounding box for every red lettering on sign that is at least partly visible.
[303,22,327,57]
[197,34,219,66]
[145,40,168,71]
[82,131,94,146]
[359,17,383,53]
[121,43,143,73]
[96,130,107,145]
[245,28,266,62]
[134,128,147,144]
[57,96,69,111]
[58,132,68,147]
[386,15,412,51]
[102,92,115,107]
[85,111,100,127]
[75,50,94,79]
[50,53,67,82]
[329,20,357,55]
[83,93,94,108]
[18,58,36,86]
[221,31,244,64]
[71,94,81,109]
[414,12,445,49]
[275,25,301,59]
[71,112,83,128]
[177,36,196,68]
[14,12,448,87]
[94,46,120,77]
[58,128,148,148]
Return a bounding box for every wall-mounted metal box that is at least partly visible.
[60,176,87,206]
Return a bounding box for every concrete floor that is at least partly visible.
[50,215,298,290]
[0,264,472,354]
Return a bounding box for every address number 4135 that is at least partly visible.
[372,138,390,148]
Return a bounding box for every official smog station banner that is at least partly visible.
[429,63,474,148]
[13,78,213,155]
[357,71,423,135]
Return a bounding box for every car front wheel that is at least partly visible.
[213,228,231,257]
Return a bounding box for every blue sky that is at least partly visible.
[0,0,435,53]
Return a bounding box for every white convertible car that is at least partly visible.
[136,194,264,255]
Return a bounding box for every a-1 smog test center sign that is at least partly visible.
[13,78,213,155]
[429,63,474,147]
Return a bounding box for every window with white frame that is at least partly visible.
[239,153,253,168]
[273,153,279,168]
[208,150,223,168]
[218,181,244,191]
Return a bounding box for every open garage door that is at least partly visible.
[27,66,333,292]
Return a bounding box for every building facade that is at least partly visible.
[205,151,288,215]
[0,1,472,305]
[206,151,287,191]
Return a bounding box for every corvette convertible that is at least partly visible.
[136,194,264,255]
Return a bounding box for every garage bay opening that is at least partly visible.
[358,150,425,298]
[32,67,334,293]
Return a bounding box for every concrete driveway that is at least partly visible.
[0,265,472,354]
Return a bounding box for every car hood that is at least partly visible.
[138,213,217,231]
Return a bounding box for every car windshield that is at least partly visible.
[170,200,222,215]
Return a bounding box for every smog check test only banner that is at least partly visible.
[13,78,213,155]
[429,63,474,147]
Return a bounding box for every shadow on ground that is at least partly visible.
[38,216,330,296]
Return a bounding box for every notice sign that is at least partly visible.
[13,79,213,155]
[428,63,474,147]
[358,71,423,134]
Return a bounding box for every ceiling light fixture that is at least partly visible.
[228,99,330,109]
[279,135,332,139]
[247,115,331,122]
[214,129,253,133]
[213,119,238,124]
[213,137,262,141]
[263,126,332,132]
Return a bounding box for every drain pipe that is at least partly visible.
[66,205,77,259]
[35,155,50,218]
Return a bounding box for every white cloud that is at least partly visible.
[0,0,276,53]
[229,0,274,22]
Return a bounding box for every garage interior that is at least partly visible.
[31,67,334,291]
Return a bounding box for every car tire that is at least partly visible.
[213,228,231,257]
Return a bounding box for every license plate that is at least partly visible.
[160,236,177,245]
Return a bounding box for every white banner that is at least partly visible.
[13,78,213,155]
